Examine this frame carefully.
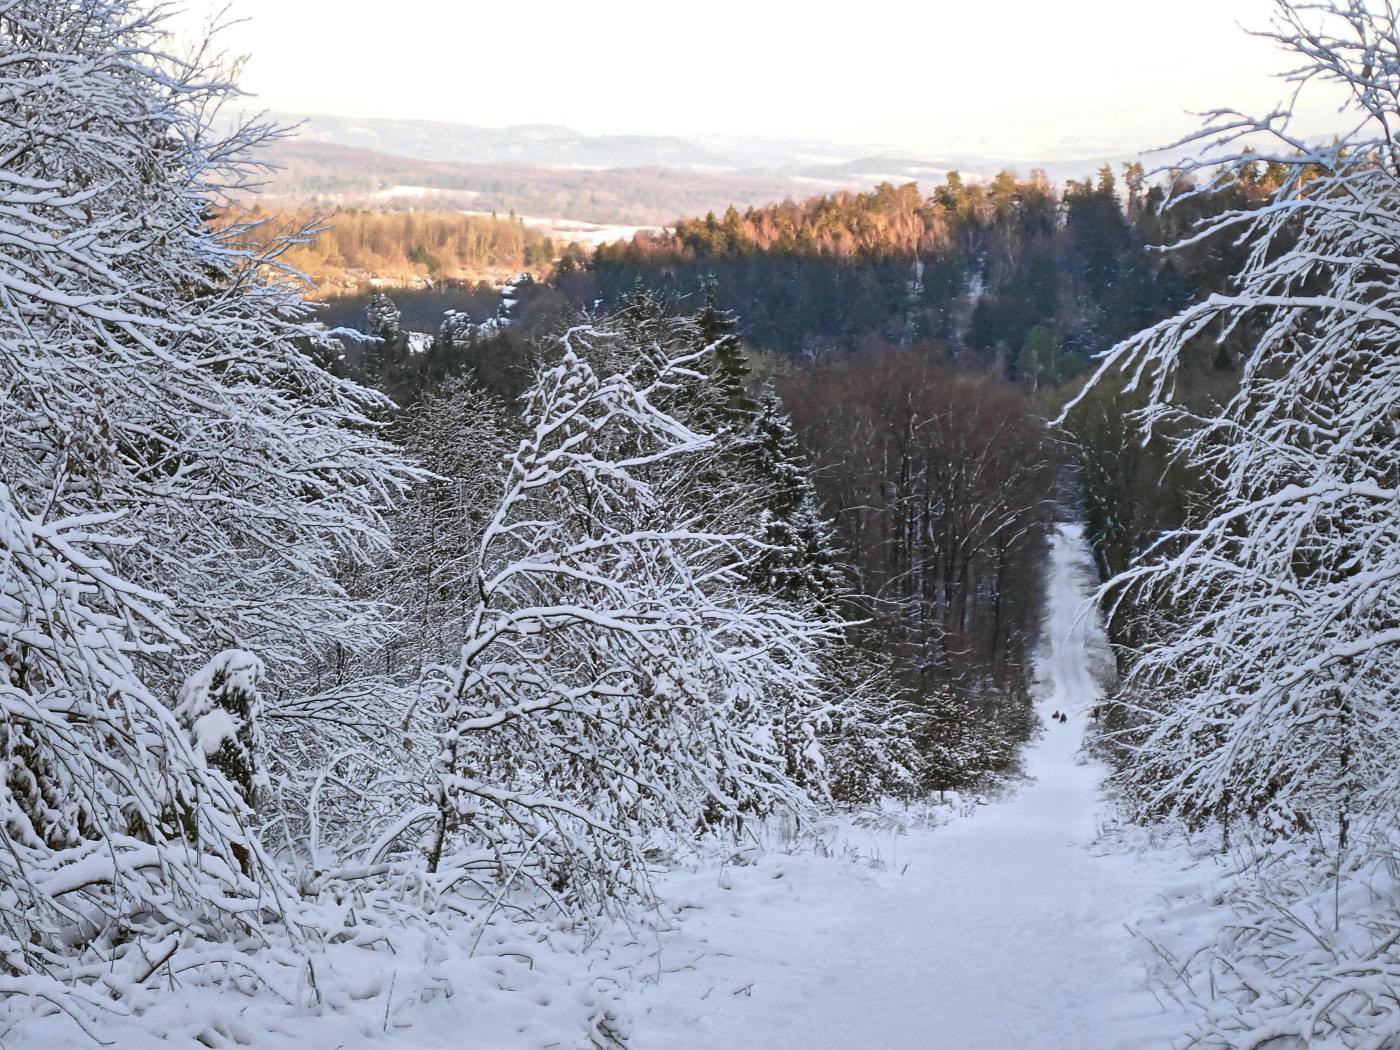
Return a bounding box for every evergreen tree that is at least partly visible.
[697,282,758,431]
[746,384,845,613]
[176,650,267,808]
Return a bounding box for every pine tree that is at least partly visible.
[697,282,758,431]
[176,650,267,808]
[746,384,845,613]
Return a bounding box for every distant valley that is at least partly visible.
[254,113,1142,223]
[244,113,1147,294]
[255,138,841,226]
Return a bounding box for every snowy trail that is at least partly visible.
[634,522,1190,1049]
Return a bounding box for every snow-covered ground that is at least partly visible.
[458,209,664,248]
[6,525,1212,1049]
[629,522,1198,1048]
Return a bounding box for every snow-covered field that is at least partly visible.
[458,210,664,248]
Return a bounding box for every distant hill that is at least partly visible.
[270,113,754,170]
[237,117,1160,293]
[263,113,1140,186]
[242,114,1151,229]
[254,139,855,226]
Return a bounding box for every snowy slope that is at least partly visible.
[630,522,1196,1048]
[6,525,1203,1050]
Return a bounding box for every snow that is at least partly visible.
[629,522,1195,1048]
[2,521,1213,1049]
[6,913,631,1050]
[189,705,240,756]
[372,185,439,199]
[459,210,666,248]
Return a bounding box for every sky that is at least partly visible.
[171,0,1348,161]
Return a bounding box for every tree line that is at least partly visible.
[592,161,1288,375]
[228,205,559,291]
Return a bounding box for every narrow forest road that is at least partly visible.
[633,522,1192,1049]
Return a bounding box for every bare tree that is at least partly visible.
[784,346,1054,783]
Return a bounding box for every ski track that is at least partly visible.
[634,522,1193,1049]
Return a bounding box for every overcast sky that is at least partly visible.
[171,0,1346,160]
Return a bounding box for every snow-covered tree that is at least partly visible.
[820,648,924,804]
[253,375,520,871]
[0,0,412,1016]
[584,293,922,805]
[1062,0,1400,846]
[423,319,839,911]
[177,650,266,808]
[390,375,515,672]
[1061,9,1400,1044]
[0,1,413,680]
[746,383,846,613]
[0,489,276,1019]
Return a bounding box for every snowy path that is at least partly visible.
[633,522,1191,1049]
